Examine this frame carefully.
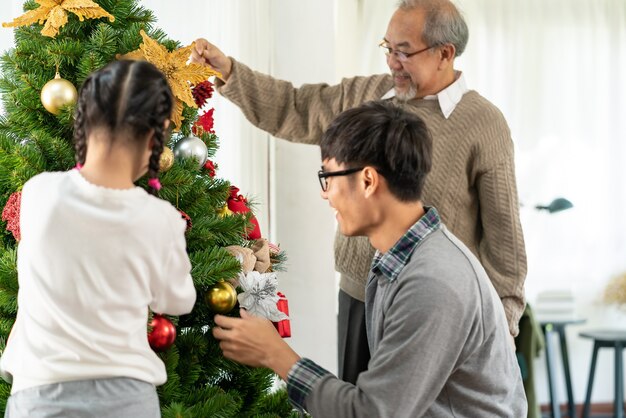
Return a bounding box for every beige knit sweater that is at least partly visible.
[218,59,527,336]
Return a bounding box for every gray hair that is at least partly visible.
[397,0,469,57]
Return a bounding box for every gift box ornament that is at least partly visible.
[273,292,291,338]
[237,271,289,338]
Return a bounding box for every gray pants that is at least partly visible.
[5,377,160,418]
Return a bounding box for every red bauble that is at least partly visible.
[1,191,21,241]
[227,186,262,240]
[148,314,176,352]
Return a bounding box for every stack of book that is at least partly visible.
[534,289,577,322]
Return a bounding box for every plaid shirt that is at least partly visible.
[286,207,442,411]
[371,206,440,282]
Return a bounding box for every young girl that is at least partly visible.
[0,60,196,417]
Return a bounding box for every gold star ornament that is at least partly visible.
[2,0,114,38]
[120,30,221,130]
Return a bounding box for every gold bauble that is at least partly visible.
[40,72,78,115]
[205,281,237,314]
[159,146,174,172]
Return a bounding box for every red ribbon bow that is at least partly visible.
[227,186,261,240]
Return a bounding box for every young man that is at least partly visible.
[212,101,526,417]
[193,0,526,383]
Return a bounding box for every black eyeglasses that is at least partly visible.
[317,167,364,192]
[379,40,435,63]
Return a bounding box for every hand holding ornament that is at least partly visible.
[190,39,232,82]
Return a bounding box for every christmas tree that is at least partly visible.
[0,0,295,416]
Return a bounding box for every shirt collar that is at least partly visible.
[371,206,442,282]
[380,71,468,119]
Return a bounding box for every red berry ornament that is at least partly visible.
[2,191,21,241]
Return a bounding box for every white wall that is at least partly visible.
[267,0,338,373]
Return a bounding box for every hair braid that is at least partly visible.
[73,84,90,166]
[146,88,171,195]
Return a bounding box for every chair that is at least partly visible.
[579,330,626,418]
[538,318,585,417]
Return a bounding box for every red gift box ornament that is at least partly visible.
[227,186,262,240]
[273,292,291,338]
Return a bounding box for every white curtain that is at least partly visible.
[450,0,626,314]
[346,0,626,403]
[456,0,626,402]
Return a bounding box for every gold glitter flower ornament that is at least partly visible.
[119,30,221,130]
[2,0,115,38]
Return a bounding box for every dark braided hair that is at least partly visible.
[73,60,174,195]
[73,78,89,166]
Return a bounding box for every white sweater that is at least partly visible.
[0,170,196,393]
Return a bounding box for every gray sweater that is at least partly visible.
[301,225,526,417]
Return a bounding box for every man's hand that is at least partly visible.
[190,38,233,82]
[213,309,300,380]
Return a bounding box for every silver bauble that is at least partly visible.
[173,136,208,169]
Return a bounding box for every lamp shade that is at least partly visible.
[535,198,573,214]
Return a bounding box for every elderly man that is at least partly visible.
[193,0,526,383]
